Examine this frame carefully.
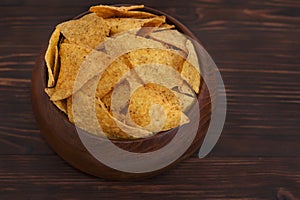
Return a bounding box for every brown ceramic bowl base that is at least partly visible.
[31,6,211,180]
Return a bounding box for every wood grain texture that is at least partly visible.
[0,0,300,199]
[1,156,300,199]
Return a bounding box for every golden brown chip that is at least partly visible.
[106,16,165,36]
[119,11,157,19]
[181,62,201,94]
[158,23,175,30]
[110,73,143,122]
[136,16,166,36]
[44,88,54,97]
[149,29,188,52]
[104,32,164,58]
[97,98,153,139]
[70,79,107,136]
[101,90,112,112]
[109,79,131,115]
[96,98,133,139]
[45,28,60,87]
[69,78,152,139]
[177,82,195,97]
[128,48,185,72]
[90,5,156,19]
[185,39,200,73]
[45,88,68,114]
[53,99,67,114]
[50,43,111,101]
[95,54,131,99]
[133,63,184,89]
[128,83,189,132]
[181,40,201,93]
[66,97,74,123]
[172,90,196,112]
[57,13,110,49]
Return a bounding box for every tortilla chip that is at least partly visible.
[96,98,133,139]
[44,87,68,113]
[133,63,184,89]
[181,40,201,93]
[110,79,131,115]
[150,29,188,52]
[44,88,54,97]
[95,54,131,99]
[45,28,61,87]
[101,90,112,113]
[181,62,201,94]
[50,43,110,101]
[70,77,152,139]
[70,79,106,136]
[90,5,156,19]
[136,16,166,36]
[142,16,166,27]
[172,90,196,112]
[110,73,144,122]
[185,39,200,73]
[128,48,185,72]
[67,97,74,123]
[177,83,195,97]
[57,13,110,49]
[158,23,175,30]
[97,98,153,139]
[103,32,164,58]
[106,16,165,36]
[128,83,188,132]
[53,99,67,114]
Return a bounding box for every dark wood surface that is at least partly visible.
[1,0,300,199]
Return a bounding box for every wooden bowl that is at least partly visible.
[31,6,212,180]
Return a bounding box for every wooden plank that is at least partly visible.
[0,155,300,199]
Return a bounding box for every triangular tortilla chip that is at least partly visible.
[101,90,112,113]
[53,99,67,114]
[172,90,196,112]
[150,29,188,52]
[50,43,111,101]
[90,5,156,19]
[133,63,184,89]
[106,16,165,36]
[67,97,74,123]
[110,72,144,121]
[181,40,201,93]
[45,28,61,87]
[70,78,152,139]
[95,54,131,99]
[128,48,185,72]
[128,83,189,132]
[103,32,164,58]
[181,62,201,94]
[136,16,166,36]
[185,39,200,73]
[158,23,175,30]
[45,88,68,114]
[57,13,110,49]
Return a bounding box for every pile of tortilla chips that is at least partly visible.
[44,5,201,140]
